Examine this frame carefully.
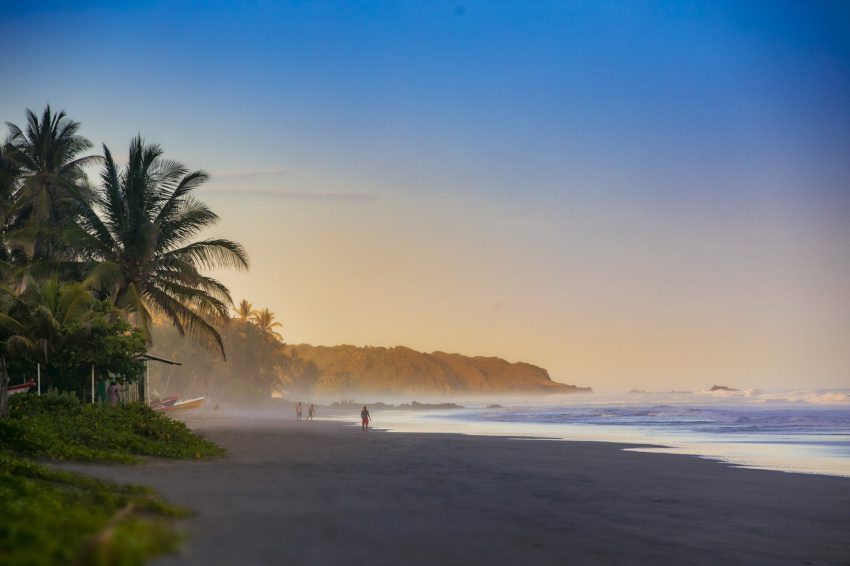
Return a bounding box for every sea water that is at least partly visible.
[361,389,850,478]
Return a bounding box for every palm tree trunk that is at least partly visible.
[0,356,9,419]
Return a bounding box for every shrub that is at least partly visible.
[1,393,223,462]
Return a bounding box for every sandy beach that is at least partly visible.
[62,411,850,565]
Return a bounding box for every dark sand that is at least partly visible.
[62,412,850,565]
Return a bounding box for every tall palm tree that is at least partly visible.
[3,106,99,260]
[72,136,248,357]
[234,299,256,323]
[251,307,283,342]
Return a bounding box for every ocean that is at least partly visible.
[359,389,850,478]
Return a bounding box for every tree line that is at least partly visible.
[0,105,249,415]
[147,299,321,404]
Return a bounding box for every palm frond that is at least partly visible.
[146,285,226,359]
[161,238,249,271]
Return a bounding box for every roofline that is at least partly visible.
[138,353,182,366]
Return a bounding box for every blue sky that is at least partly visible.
[1,1,848,391]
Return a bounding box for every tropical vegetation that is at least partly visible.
[0,105,249,415]
[0,105,245,564]
[0,392,222,564]
[147,299,309,403]
[70,136,248,354]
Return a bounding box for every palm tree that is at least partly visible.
[17,278,96,365]
[0,278,96,416]
[3,106,99,260]
[251,307,283,342]
[71,136,248,357]
[234,299,256,323]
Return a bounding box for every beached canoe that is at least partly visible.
[150,395,179,410]
[164,396,205,411]
[7,381,36,395]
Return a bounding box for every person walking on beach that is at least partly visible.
[307,404,315,420]
[296,402,303,420]
[361,406,371,432]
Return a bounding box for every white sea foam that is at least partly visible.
[365,389,850,477]
[754,390,850,405]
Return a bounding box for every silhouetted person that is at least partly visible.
[361,406,371,431]
[296,402,303,420]
[107,381,120,407]
[308,404,316,420]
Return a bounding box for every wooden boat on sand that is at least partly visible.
[150,395,179,410]
[159,396,205,411]
[7,380,36,395]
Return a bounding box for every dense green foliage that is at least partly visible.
[0,104,241,564]
[1,281,147,395]
[0,393,223,564]
[0,392,223,462]
[0,105,249,411]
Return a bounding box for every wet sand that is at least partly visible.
[62,412,850,565]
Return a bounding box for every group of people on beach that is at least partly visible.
[293,401,372,432]
[295,402,316,420]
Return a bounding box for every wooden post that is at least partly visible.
[144,360,150,405]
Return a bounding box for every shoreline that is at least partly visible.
[62,411,850,565]
[223,404,850,479]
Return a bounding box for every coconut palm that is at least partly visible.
[17,278,97,364]
[251,307,283,342]
[3,106,99,260]
[234,299,256,323]
[71,136,248,357]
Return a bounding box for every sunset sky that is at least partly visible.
[2,1,848,392]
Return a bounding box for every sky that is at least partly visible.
[1,1,849,393]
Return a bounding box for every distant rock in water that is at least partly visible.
[487,404,504,409]
[285,344,592,396]
[710,385,739,392]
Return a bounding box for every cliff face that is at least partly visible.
[286,344,591,396]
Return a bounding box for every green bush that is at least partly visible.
[4,389,80,417]
[1,393,224,462]
[0,393,223,564]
